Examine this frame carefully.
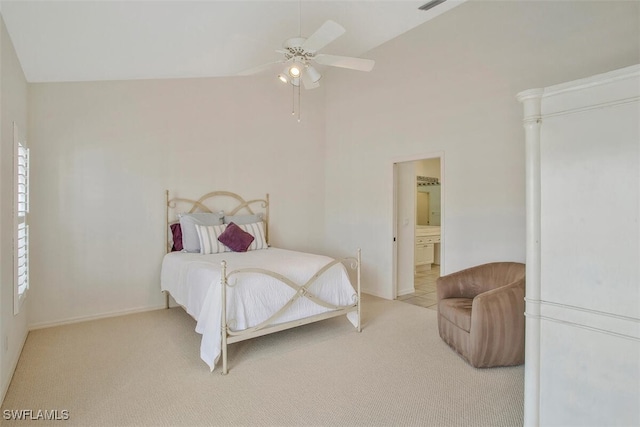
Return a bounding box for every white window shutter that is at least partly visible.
[14,125,29,314]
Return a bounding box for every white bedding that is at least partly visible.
[160,247,358,370]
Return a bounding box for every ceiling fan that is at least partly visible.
[239,19,375,90]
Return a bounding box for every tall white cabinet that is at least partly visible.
[518,65,639,426]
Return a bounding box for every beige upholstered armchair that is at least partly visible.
[436,262,526,368]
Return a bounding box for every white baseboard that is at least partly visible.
[397,287,416,297]
[1,330,29,405]
[28,305,168,331]
[362,288,392,300]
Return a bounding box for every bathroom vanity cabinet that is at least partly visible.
[415,226,440,270]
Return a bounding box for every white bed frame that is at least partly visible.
[164,190,361,374]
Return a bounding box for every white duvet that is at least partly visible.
[160,247,358,370]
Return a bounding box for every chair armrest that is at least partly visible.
[472,279,525,319]
[468,279,526,367]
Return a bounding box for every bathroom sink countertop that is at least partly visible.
[416,225,441,236]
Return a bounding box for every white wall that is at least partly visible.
[323,0,640,299]
[0,16,29,402]
[28,77,327,327]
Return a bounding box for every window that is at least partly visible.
[14,123,29,314]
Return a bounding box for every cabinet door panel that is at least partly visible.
[415,245,428,264]
[425,244,435,263]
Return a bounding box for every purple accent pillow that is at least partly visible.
[218,222,254,253]
[170,223,183,252]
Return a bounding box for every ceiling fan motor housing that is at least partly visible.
[283,37,316,62]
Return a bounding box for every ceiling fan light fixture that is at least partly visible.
[306,65,321,83]
[288,63,302,78]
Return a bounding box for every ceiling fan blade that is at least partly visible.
[314,54,375,72]
[237,60,283,76]
[302,20,346,53]
[301,69,320,90]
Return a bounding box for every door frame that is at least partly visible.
[391,151,445,299]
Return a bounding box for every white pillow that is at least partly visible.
[236,221,268,251]
[195,223,229,254]
[179,212,224,253]
[223,213,263,225]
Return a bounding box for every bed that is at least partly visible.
[160,190,361,374]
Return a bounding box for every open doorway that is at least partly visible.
[392,155,443,310]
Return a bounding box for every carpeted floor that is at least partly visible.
[1,295,524,426]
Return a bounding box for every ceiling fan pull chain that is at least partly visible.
[292,83,296,116]
[297,84,301,123]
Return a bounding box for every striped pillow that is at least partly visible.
[195,224,229,254]
[237,221,268,251]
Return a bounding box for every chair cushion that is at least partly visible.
[438,298,473,332]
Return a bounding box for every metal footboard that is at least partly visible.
[220,249,362,375]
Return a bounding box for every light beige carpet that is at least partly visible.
[1,295,523,426]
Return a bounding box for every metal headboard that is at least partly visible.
[165,190,270,253]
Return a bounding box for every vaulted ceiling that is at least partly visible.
[1,0,464,83]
